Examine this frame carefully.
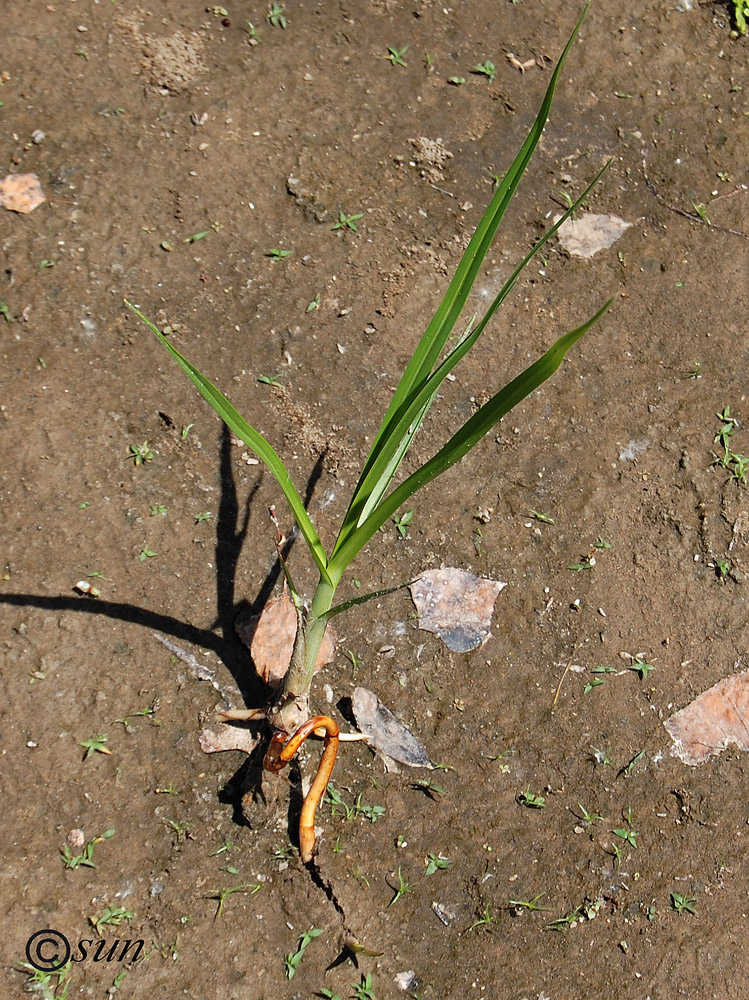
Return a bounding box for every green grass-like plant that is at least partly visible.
[127,6,612,735]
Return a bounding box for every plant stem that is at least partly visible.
[268,576,336,734]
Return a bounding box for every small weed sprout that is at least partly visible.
[387,867,414,906]
[670,892,697,915]
[19,961,72,999]
[351,974,378,1000]
[129,441,153,465]
[284,927,322,979]
[472,59,496,81]
[89,905,133,936]
[508,893,548,914]
[517,788,546,809]
[467,903,494,932]
[267,2,286,29]
[207,882,261,920]
[333,211,364,232]
[61,829,115,869]
[387,45,408,67]
[79,734,110,759]
[425,853,452,875]
[128,7,612,750]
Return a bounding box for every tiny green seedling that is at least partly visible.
[166,819,192,842]
[413,778,446,800]
[351,974,377,1000]
[387,45,408,66]
[150,504,168,516]
[448,76,466,86]
[589,745,612,767]
[266,248,291,259]
[61,829,115,869]
[129,441,154,465]
[184,231,209,244]
[333,211,364,232]
[155,783,179,795]
[19,961,72,1000]
[267,2,287,29]
[114,699,159,729]
[576,803,603,826]
[393,510,413,538]
[619,748,646,777]
[194,511,212,523]
[691,200,711,225]
[680,361,703,379]
[517,789,545,809]
[89,905,133,936]
[467,903,494,932]
[306,293,321,313]
[138,545,157,562]
[210,838,240,856]
[508,893,548,913]
[0,302,12,322]
[284,927,322,979]
[425,853,452,875]
[529,509,555,524]
[257,373,283,386]
[594,536,612,549]
[472,59,496,81]
[545,905,582,931]
[207,882,261,920]
[568,558,594,571]
[670,892,696,915]
[625,653,656,680]
[612,826,638,849]
[584,664,616,694]
[181,422,195,440]
[387,867,414,906]
[80,734,110,759]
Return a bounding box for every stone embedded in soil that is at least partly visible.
[351,686,432,768]
[0,173,45,213]
[235,586,336,691]
[553,212,631,258]
[409,568,507,652]
[664,669,749,765]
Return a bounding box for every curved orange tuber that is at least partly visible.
[275,715,339,863]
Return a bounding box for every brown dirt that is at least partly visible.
[2,2,749,998]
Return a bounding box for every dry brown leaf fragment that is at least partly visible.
[0,173,46,213]
[664,670,749,765]
[235,586,335,691]
[409,567,506,652]
[351,686,432,768]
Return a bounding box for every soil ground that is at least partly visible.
[2,2,749,998]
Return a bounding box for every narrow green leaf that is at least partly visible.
[328,297,614,576]
[126,301,332,584]
[320,578,419,621]
[333,163,608,556]
[347,5,588,523]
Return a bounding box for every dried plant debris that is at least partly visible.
[199,724,261,756]
[665,670,749,765]
[0,173,45,213]
[351,686,432,768]
[235,586,336,691]
[409,568,507,652]
[553,212,631,258]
